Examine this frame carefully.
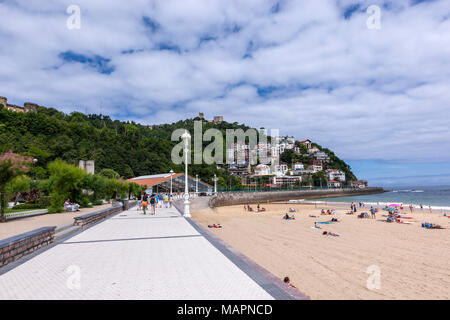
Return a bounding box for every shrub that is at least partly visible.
[92,199,103,206]
[12,203,44,210]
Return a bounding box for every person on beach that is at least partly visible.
[420,204,423,210]
[322,231,339,236]
[169,194,173,208]
[370,206,376,219]
[409,205,414,213]
[429,206,432,213]
[283,277,298,289]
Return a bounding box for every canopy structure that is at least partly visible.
[127,173,212,194]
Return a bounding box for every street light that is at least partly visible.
[33,158,38,180]
[181,130,191,217]
[213,174,218,194]
[195,174,198,195]
[169,169,174,195]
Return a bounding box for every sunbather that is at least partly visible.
[322,231,339,237]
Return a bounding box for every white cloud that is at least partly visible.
[0,0,449,164]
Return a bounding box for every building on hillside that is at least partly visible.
[307,147,320,154]
[310,151,330,162]
[273,175,302,187]
[79,160,95,175]
[0,96,38,113]
[293,162,304,170]
[326,169,346,182]
[307,159,323,173]
[228,162,251,177]
[294,146,301,154]
[328,180,341,188]
[128,173,212,194]
[213,116,223,124]
[254,164,271,176]
[297,139,312,148]
[351,180,368,188]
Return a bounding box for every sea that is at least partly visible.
[310,185,450,211]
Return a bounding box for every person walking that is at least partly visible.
[163,194,169,208]
[150,194,156,215]
[142,193,148,215]
[169,194,173,208]
[137,193,142,211]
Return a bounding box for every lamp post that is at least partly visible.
[195,174,198,195]
[213,174,218,194]
[181,130,191,217]
[32,158,38,181]
[169,169,174,195]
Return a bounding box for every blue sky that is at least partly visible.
[0,0,449,186]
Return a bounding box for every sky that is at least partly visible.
[0,0,449,186]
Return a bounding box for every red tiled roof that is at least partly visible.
[127,173,183,187]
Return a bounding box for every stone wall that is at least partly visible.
[210,187,385,207]
[73,200,137,227]
[0,226,56,268]
[74,203,124,228]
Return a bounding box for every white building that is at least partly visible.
[254,164,271,176]
[326,169,346,182]
[307,164,323,173]
[273,175,302,186]
[293,162,304,170]
[308,147,320,154]
[328,180,341,188]
[312,151,330,162]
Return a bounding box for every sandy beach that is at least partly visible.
[192,202,450,300]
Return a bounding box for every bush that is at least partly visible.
[12,203,44,210]
[92,199,103,206]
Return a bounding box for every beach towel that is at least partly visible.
[317,221,334,224]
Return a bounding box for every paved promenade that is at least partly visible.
[0,206,286,299]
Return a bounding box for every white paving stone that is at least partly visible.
[0,206,274,300]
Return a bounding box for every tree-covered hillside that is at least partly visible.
[0,106,248,186]
[0,104,357,187]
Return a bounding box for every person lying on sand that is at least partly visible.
[331,218,338,222]
[321,209,325,214]
[283,277,298,289]
[322,231,339,237]
[208,224,222,228]
[309,215,317,218]
[289,207,297,213]
[421,222,445,229]
[283,213,295,220]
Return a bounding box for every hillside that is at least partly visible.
[0,103,357,187]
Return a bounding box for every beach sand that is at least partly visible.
[192,202,450,300]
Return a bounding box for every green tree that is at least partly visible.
[0,151,31,221]
[7,175,32,205]
[47,160,86,213]
[99,168,120,179]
